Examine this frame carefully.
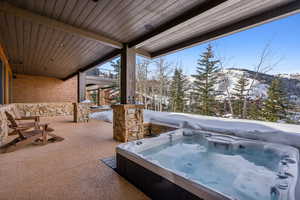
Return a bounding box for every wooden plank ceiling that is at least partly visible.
[0,0,298,79]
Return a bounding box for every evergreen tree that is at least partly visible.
[169,68,187,112]
[232,73,249,117]
[192,44,220,115]
[248,99,262,120]
[262,79,287,122]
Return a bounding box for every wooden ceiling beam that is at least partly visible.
[0,2,123,49]
[134,48,151,58]
[128,0,228,48]
[151,0,300,58]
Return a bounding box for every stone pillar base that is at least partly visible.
[112,104,144,142]
[73,102,91,123]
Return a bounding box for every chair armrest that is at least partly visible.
[10,122,38,130]
[16,116,40,122]
[38,123,54,132]
[13,126,30,131]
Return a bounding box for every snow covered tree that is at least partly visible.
[218,71,234,116]
[153,58,172,111]
[136,59,150,109]
[242,42,282,118]
[233,73,249,117]
[169,68,187,112]
[186,83,198,113]
[192,44,220,115]
[262,79,287,122]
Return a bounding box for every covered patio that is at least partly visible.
[0,0,299,105]
[0,116,148,200]
[0,0,300,199]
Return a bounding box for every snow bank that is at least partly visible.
[90,109,155,123]
[90,109,300,148]
[90,110,113,122]
[90,105,111,109]
[80,99,91,103]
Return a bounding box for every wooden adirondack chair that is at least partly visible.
[1,112,64,153]
[5,111,40,135]
[1,124,49,153]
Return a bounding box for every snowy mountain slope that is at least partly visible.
[217,69,269,99]
[188,68,300,102]
[240,69,300,97]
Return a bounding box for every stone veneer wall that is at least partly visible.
[15,103,74,117]
[144,123,177,136]
[73,102,91,122]
[0,104,16,145]
[112,104,144,142]
[0,102,91,145]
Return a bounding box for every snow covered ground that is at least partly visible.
[218,69,269,99]
[90,109,300,149]
[289,111,300,123]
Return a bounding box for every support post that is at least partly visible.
[120,44,136,104]
[97,88,101,106]
[112,104,144,142]
[78,72,86,102]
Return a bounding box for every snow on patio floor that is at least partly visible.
[91,109,300,149]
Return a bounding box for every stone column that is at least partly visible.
[73,102,90,122]
[112,104,144,142]
[98,88,106,105]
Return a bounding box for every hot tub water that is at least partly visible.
[117,129,299,200]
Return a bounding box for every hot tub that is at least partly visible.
[116,129,299,200]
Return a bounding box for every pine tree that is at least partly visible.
[262,79,287,122]
[232,73,249,117]
[192,44,220,115]
[169,68,187,112]
[248,99,262,120]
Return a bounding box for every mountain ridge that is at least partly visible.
[188,68,300,104]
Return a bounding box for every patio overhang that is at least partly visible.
[0,0,299,102]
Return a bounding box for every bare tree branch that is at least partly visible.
[242,41,283,118]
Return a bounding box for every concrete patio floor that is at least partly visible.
[0,116,149,200]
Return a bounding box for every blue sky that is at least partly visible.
[100,13,300,75]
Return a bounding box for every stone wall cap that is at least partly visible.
[111,104,144,109]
